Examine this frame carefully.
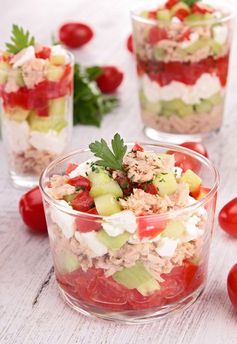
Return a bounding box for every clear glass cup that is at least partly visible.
[40,143,219,324]
[0,51,73,188]
[131,1,235,143]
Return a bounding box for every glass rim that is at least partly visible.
[39,142,219,221]
[130,1,236,26]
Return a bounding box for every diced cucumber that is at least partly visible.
[88,169,111,185]
[5,107,30,122]
[180,169,202,193]
[47,65,64,82]
[55,248,80,274]
[139,90,161,115]
[161,220,185,239]
[49,55,65,65]
[96,230,130,250]
[209,92,222,106]
[157,9,171,21]
[112,262,160,296]
[153,171,177,196]
[10,69,25,87]
[0,61,10,84]
[94,194,121,216]
[63,193,77,204]
[212,41,222,56]
[49,97,66,117]
[171,2,190,16]
[28,111,67,133]
[154,47,166,60]
[184,13,204,24]
[90,180,123,198]
[195,99,213,114]
[161,99,193,118]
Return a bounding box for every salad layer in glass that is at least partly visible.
[0,26,73,187]
[132,0,234,140]
[40,134,218,323]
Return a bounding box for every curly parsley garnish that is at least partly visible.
[6,24,35,54]
[73,63,119,127]
[89,134,127,171]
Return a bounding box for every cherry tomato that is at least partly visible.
[76,208,102,232]
[127,34,133,53]
[96,66,123,93]
[167,149,200,173]
[219,198,237,238]
[180,142,209,158]
[59,22,93,49]
[174,9,190,21]
[227,264,237,311]
[148,27,168,45]
[137,216,167,239]
[65,163,78,175]
[19,187,47,234]
[68,175,91,191]
[71,190,94,212]
[35,46,51,59]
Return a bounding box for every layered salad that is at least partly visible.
[0,25,73,177]
[43,134,215,312]
[132,0,233,135]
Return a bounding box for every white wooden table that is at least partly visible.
[1,1,237,343]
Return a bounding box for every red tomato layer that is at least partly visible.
[56,260,205,311]
[137,55,229,87]
[1,64,72,116]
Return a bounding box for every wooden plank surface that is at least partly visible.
[1,0,237,343]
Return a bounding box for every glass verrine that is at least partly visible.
[0,48,73,188]
[40,143,219,324]
[131,0,235,143]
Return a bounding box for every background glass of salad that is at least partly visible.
[131,0,235,143]
[40,143,219,323]
[0,48,74,188]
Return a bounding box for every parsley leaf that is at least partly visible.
[89,133,127,171]
[6,24,35,54]
[182,0,200,6]
[73,63,119,127]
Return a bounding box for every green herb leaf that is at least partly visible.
[89,134,127,171]
[6,24,35,54]
[73,63,119,127]
[182,0,200,6]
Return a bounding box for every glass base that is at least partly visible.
[59,285,205,324]
[144,127,220,144]
[10,171,39,189]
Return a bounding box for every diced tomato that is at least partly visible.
[132,143,144,152]
[68,175,91,191]
[148,10,157,19]
[65,163,78,175]
[137,216,167,239]
[128,289,165,310]
[71,190,94,212]
[216,55,229,87]
[173,8,190,21]
[35,46,51,59]
[75,207,102,232]
[138,183,158,195]
[177,29,191,42]
[148,27,168,45]
[195,186,210,200]
[165,0,178,10]
[192,3,214,14]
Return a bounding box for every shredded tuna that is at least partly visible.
[22,58,46,88]
[119,188,173,215]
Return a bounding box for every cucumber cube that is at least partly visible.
[88,169,111,185]
[5,107,30,122]
[90,180,123,198]
[195,99,213,114]
[49,97,66,117]
[28,111,67,133]
[209,92,222,106]
[0,61,10,84]
[157,9,171,21]
[55,248,80,274]
[153,172,177,196]
[94,194,121,216]
[112,262,160,296]
[96,230,130,250]
[50,55,65,65]
[47,65,64,82]
[180,169,202,193]
[161,220,185,239]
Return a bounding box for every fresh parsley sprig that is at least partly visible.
[6,24,35,54]
[89,134,127,171]
[73,63,119,127]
